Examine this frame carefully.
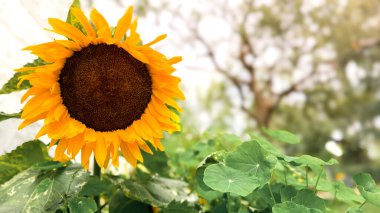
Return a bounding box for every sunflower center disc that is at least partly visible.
[59,44,152,132]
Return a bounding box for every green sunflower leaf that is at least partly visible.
[109,190,151,213]
[66,0,85,34]
[0,58,45,94]
[263,129,300,144]
[0,140,50,185]
[225,141,277,186]
[0,112,21,122]
[68,197,97,213]
[272,201,323,213]
[108,175,189,207]
[79,176,114,197]
[0,164,90,212]
[203,164,260,196]
[353,173,380,207]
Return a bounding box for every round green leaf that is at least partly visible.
[263,129,300,144]
[203,164,259,196]
[291,189,326,212]
[273,201,323,213]
[226,141,277,185]
[353,173,380,207]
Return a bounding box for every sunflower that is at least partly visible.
[17,7,184,169]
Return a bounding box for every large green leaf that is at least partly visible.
[280,185,298,202]
[195,151,225,201]
[334,181,364,204]
[109,175,189,207]
[203,164,259,196]
[0,163,90,212]
[0,140,50,184]
[79,176,114,197]
[272,201,323,213]
[161,201,198,213]
[249,134,284,157]
[68,197,97,213]
[263,129,300,144]
[225,141,277,186]
[109,190,152,213]
[345,207,363,213]
[0,58,45,94]
[141,145,170,177]
[0,112,21,122]
[353,173,380,207]
[291,189,326,212]
[284,155,338,167]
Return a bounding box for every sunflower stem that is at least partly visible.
[94,157,101,213]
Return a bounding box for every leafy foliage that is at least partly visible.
[0,140,50,184]
[0,58,45,94]
[66,0,85,33]
[353,173,380,207]
[107,174,190,207]
[0,163,93,213]
[0,112,21,122]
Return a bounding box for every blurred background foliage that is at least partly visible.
[127,0,380,181]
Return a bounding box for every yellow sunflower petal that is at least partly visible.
[114,6,133,40]
[145,34,166,46]
[167,56,182,65]
[81,142,94,167]
[54,139,69,162]
[48,18,87,44]
[71,8,96,37]
[90,8,112,38]
[94,138,108,168]
[120,142,137,167]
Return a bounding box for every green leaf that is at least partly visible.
[263,129,300,144]
[272,201,323,213]
[334,181,364,204]
[68,197,97,213]
[0,164,89,212]
[109,190,151,213]
[280,185,298,202]
[284,155,338,170]
[196,164,223,201]
[345,207,363,213]
[0,112,21,122]
[66,0,85,34]
[195,151,225,201]
[353,173,380,207]
[0,58,45,94]
[249,134,284,157]
[0,140,50,184]
[225,141,277,186]
[203,164,259,196]
[31,161,66,170]
[141,145,169,176]
[79,176,113,197]
[291,189,326,212]
[161,201,198,213]
[109,175,189,207]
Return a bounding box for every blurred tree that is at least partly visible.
[142,0,380,169]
